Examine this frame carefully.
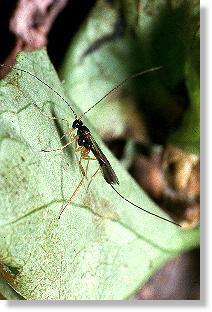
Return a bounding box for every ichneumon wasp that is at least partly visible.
[0,62,181,226]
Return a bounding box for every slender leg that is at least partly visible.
[86,166,101,192]
[59,127,74,141]
[78,155,95,178]
[76,147,88,176]
[59,157,90,218]
[42,141,72,152]
[85,158,90,177]
[79,156,86,176]
[83,156,96,161]
[78,155,96,175]
[37,109,73,145]
[74,146,96,175]
[59,174,85,218]
[59,148,99,218]
[39,110,71,130]
[42,134,78,152]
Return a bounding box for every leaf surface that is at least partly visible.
[0,49,199,299]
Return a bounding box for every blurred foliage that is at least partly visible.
[61,0,199,153]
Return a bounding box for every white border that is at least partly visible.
[0,0,208,311]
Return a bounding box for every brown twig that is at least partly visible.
[1,0,68,76]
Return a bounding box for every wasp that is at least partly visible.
[0,63,180,226]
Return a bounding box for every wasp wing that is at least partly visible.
[85,132,119,185]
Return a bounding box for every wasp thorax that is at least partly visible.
[72,119,83,129]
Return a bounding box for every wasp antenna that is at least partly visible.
[110,184,181,227]
[0,63,78,119]
[82,66,162,116]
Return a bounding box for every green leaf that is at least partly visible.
[0,49,199,300]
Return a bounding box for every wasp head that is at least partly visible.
[72,119,83,129]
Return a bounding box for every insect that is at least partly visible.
[0,62,180,226]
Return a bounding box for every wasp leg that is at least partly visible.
[42,134,78,153]
[86,166,101,192]
[74,147,96,176]
[74,146,88,176]
[83,156,96,161]
[79,154,96,175]
[59,147,100,218]
[79,155,97,176]
[81,156,97,177]
[38,109,73,143]
[42,141,72,152]
[39,110,71,130]
[75,146,96,162]
[59,174,85,218]
[59,154,90,218]
[60,127,73,141]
